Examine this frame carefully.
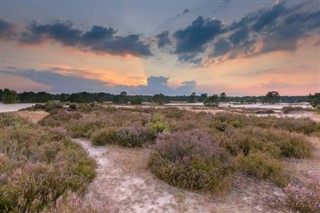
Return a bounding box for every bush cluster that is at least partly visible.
[91,126,154,147]
[148,130,233,193]
[0,113,96,212]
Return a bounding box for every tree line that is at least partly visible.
[0,89,318,107]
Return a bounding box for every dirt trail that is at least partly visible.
[74,138,288,213]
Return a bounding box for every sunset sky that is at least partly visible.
[1,0,319,96]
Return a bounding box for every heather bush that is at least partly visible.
[148,130,233,193]
[91,126,154,147]
[68,120,105,138]
[221,127,313,159]
[236,152,287,186]
[285,173,320,213]
[0,115,96,212]
[212,112,318,135]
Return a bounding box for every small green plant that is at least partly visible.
[148,113,170,134]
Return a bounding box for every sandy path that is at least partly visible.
[74,138,288,213]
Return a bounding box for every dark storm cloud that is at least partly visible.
[20,22,82,45]
[0,19,17,39]
[173,16,222,54]
[156,31,171,48]
[81,25,116,42]
[228,26,249,45]
[17,21,151,57]
[173,1,320,65]
[251,3,285,32]
[213,38,231,57]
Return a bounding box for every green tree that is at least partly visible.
[308,93,320,108]
[219,92,227,102]
[264,91,280,104]
[204,94,219,106]
[113,91,128,104]
[152,93,168,105]
[131,96,142,105]
[3,89,17,104]
[188,92,197,103]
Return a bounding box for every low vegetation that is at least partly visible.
[0,113,96,212]
[2,103,319,212]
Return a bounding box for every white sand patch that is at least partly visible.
[0,103,35,112]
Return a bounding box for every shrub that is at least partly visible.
[285,175,320,213]
[68,120,105,138]
[282,106,303,114]
[221,127,313,159]
[148,130,233,193]
[236,152,286,186]
[0,115,96,212]
[148,113,170,134]
[91,125,154,147]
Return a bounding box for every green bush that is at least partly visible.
[91,126,154,147]
[148,130,233,193]
[68,120,105,138]
[221,127,313,159]
[237,152,286,186]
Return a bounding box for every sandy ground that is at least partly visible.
[16,111,49,123]
[74,138,291,213]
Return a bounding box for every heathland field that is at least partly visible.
[1,103,319,212]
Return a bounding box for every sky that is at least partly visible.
[1,0,319,96]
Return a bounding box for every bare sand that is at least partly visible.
[16,111,49,123]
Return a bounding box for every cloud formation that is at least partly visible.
[165,1,320,65]
[173,16,222,54]
[156,31,171,48]
[10,21,152,57]
[5,68,196,95]
[0,19,17,39]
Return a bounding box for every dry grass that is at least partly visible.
[16,111,49,123]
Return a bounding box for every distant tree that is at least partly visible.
[120,91,127,97]
[152,93,168,105]
[131,96,142,105]
[188,92,197,103]
[219,92,227,102]
[199,93,208,102]
[264,91,280,104]
[3,89,17,104]
[204,94,219,106]
[0,89,2,102]
[113,91,128,104]
[59,93,70,102]
[308,93,320,108]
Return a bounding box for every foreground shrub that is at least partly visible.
[148,130,233,193]
[285,174,320,213]
[0,114,96,212]
[91,126,154,147]
[237,152,286,186]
